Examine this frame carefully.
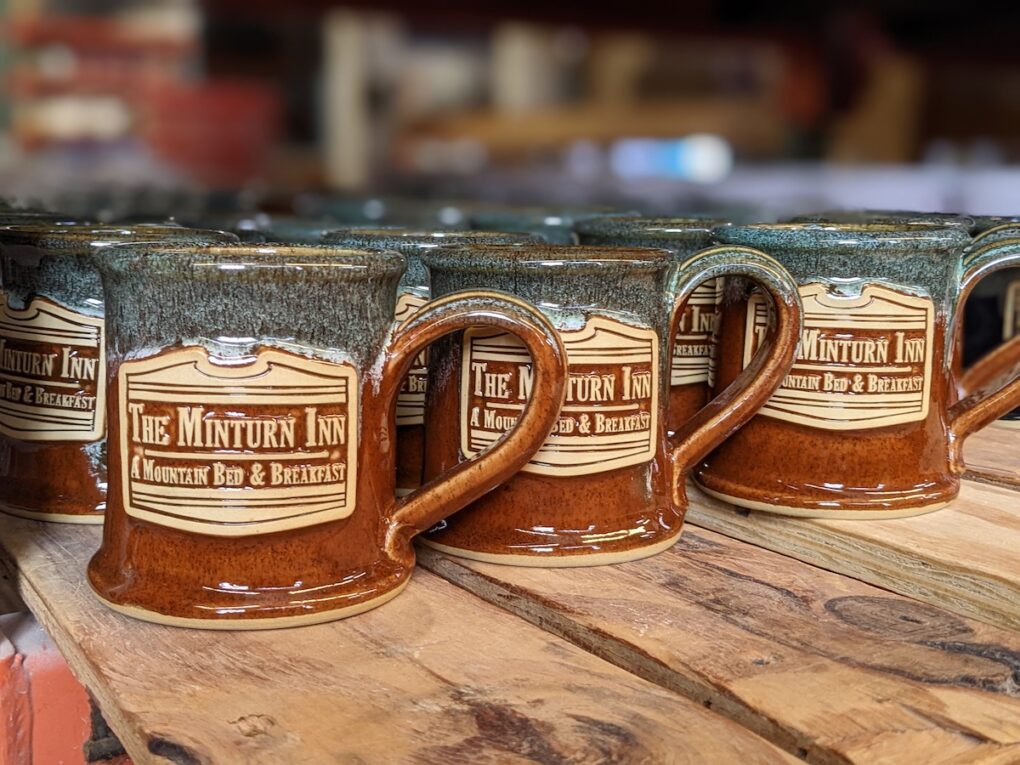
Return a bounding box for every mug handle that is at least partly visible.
[956,225,1020,397]
[948,235,1020,451]
[379,289,567,561]
[666,246,803,503]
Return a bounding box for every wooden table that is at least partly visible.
[2,433,1019,764]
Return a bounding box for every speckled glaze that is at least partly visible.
[574,216,727,435]
[696,222,1020,517]
[421,243,801,566]
[0,224,238,524]
[320,229,543,494]
[788,210,974,229]
[468,206,636,244]
[86,244,567,628]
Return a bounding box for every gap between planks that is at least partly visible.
[0,518,795,765]
[417,528,1020,765]
[683,479,1020,634]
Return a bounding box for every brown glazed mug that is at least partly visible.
[0,224,238,523]
[695,223,1020,518]
[320,228,541,494]
[86,244,566,628]
[574,216,726,435]
[420,244,802,566]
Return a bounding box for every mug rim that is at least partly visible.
[321,228,539,246]
[0,223,237,250]
[95,243,407,278]
[574,215,725,239]
[715,222,971,251]
[422,242,672,272]
[786,210,974,228]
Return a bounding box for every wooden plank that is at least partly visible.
[965,422,1020,490]
[418,529,1020,765]
[0,517,793,765]
[685,481,1020,633]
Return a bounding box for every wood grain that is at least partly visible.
[685,481,1020,633]
[965,422,1020,490]
[0,516,793,765]
[418,529,1020,765]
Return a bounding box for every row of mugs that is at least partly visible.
[0,213,1018,630]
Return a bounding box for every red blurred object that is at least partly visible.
[7,16,197,57]
[140,80,282,186]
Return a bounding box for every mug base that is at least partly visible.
[419,527,685,568]
[90,576,410,631]
[696,484,950,520]
[0,504,104,525]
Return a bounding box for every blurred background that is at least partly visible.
[2,0,1020,217]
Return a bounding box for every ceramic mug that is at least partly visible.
[420,243,802,566]
[321,228,542,494]
[574,216,726,435]
[695,223,1020,518]
[0,224,238,523]
[86,244,567,628]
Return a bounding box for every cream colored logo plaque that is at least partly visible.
[461,315,659,476]
[671,279,720,387]
[394,288,428,426]
[1004,280,1020,341]
[119,347,358,536]
[0,297,105,441]
[744,283,934,430]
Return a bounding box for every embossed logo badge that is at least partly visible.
[119,347,358,536]
[672,279,720,387]
[461,316,659,476]
[394,287,428,426]
[1004,280,1020,341]
[744,283,934,430]
[0,297,105,441]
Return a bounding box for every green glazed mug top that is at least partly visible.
[717,221,970,254]
[322,229,542,285]
[787,209,973,230]
[574,216,725,247]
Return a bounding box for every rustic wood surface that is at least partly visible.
[418,528,1020,765]
[0,516,794,765]
[685,480,1020,633]
[965,422,1020,490]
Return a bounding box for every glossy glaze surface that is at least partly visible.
[574,216,726,435]
[86,244,567,627]
[421,243,801,565]
[0,224,238,523]
[696,222,1020,516]
[321,229,541,492]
